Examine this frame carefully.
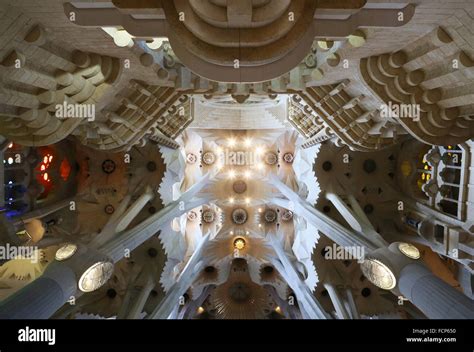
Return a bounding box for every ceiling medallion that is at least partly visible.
[55,243,78,261]
[281,210,293,222]
[202,210,215,224]
[104,204,115,214]
[264,209,277,224]
[146,161,157,172]
[233,238,246,251]
[186,153,198,164]
[102,159,116,174]
[232,208,248,225]
[232,180,247,194]
[283,152,294,164]
[398,243,421,260]
[202,151,216,165]
[78,261,115,293]
[360,258,397,290]
[187,211,198,221]
[264,152,278,165]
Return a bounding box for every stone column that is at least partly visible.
[100,197,208,263]
[147,233,210,319]
[268,235,329,319]
[326,192,388,248]
[398,263,474,319]
[115,186,155,233]
[90,187,156,248]
[265,285,302,319]
[0,263,76,319]
[179,285,213,319]
[126,269,156,319]
[362,243,474,319]
[1,174,213,319]
[0,245,112,319]
[344,287,360,319]
[323,283,350,319]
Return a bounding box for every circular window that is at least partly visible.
[202,210,215,223]
[102,159,116,174]
[264,209,277,223]
[78,261,114,293]
[187,211,198,221]
[322,161,332,172]
[233,238,246,250]
[281,210,293,222]
[55,243,78,261]
[232,180,247,194]
[107,288,117,298]
[364,204,374,214]
[147,247,158,258]
[202,152,216,165]
[146,161,157,172]
[104,204,115,215]
[232,208,248,225]
[186,153,197,164]
[283,152,294,164]
[360,258,396,290]
[363,159,377,174]
[398,243,420,260]
[264,152,278,165]
[361,287,371,297]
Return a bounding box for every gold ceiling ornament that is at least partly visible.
[74,260,133,318]
[282,152,294,164]
[398,243,421,260]
[264,152,278,165]
[186,153,198,164]
[360,258,397,290]
[233,238,246,251]
[55,243,78,261]
[202,151,216,165]
[204,236,272,263]
[187,211,199,222]
[78,261,115,293]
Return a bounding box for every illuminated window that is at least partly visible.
[233,238,246,250]
[417,158,432,189]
